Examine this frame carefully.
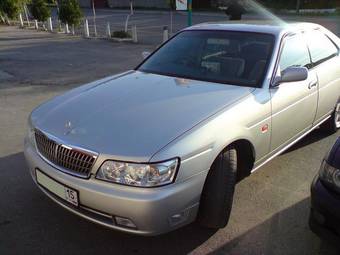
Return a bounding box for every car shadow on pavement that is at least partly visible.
[284,128,333,154]
[210,198,339,255]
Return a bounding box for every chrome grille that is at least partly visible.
[35,129,97,178]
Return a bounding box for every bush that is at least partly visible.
[59,0,83,26]
[112,30,131,38]
[31,0,51,22]
[0,0,20,19]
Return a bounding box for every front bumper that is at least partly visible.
[24,140,206,236]
[309,175,340,243]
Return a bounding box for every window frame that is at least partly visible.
[278,33,313,72]
[306,29,340,69]
[270,32,312,88]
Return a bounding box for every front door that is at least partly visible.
[270,34,318,151]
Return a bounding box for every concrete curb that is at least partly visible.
[3,22,138,44]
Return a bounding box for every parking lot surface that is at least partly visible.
[0,23,340,255]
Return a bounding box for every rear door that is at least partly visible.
[305,30,340,124]
[270,34,318,151]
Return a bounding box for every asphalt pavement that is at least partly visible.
[0,19,340,255]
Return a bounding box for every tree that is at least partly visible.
[167,0,176,10]
[31,0,51,22]
[0,0,20,19]
[58,0,83,26]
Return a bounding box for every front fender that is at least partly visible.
[150,89,272,183]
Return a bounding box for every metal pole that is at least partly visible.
[47,17,53,32]
[24,4,30,27]
[56,0,61,31]
[187,0,192,26]
[0,14,5,24]
[125,14,130,32]
[65,23,70,34]
[19,13,24,28]
[132,25,138,43]
[170,10,173,35]
[130,0,134,15]
[106,22,111,38]
[163,26,169,42]
[84,19,90,38]
[296,0,301,14]
[92,0,97,37]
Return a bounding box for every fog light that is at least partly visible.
[114,216,137,229]
[169,210,190,226]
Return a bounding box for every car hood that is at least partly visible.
[32,71,254,162]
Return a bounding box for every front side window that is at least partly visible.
[279,35,311,72]
[138,30,275,88]
[305,30,338,65]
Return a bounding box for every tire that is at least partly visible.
[320,100,340,134]
[197,145,238,229]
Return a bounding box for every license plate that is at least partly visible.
[36,169,79,207]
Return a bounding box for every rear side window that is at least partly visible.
[279,36,311,72]
[305,30,338,65]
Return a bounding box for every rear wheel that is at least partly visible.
[321,100,340,134]
[197,145,237,229]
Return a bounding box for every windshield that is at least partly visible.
[138,30,275,88]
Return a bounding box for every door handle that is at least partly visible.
[308,81,318,89]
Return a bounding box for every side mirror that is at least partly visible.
[274,67,308,86]
[142,51,151,59]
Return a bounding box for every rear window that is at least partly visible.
[305,30,338,65]
[138,30,275,88]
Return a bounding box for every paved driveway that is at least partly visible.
[0,25,339,255]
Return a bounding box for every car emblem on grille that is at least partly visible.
[64,121,73,135]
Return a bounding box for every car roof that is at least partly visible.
[185,21,322,38]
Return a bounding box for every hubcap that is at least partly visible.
[335,103,340,129]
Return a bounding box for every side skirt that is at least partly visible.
[251,115,332,173]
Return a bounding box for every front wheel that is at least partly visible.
[321,101,340,134]
[197,145,238,229]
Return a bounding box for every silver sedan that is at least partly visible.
[25,22,340,235]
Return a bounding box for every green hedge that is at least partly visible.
[58,0,83,26]
[112,30,131,38]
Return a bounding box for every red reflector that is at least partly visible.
[262,124,269,133]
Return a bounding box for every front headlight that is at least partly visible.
[319,160,340,188]
[96,158,179,187]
